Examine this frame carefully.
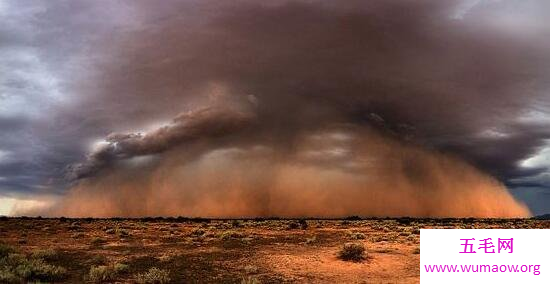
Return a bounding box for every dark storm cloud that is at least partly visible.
[2,0,550,214]
[69,106,255,179]
[73,0,550,181]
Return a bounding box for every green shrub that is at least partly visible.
[338,243,366,262]
[135,267,170,284]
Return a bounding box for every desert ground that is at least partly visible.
[0,217,549,283]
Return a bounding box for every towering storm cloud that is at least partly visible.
[2,0,549,216]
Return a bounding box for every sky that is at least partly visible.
[0,0,549,217]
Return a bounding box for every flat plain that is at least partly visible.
[0,217,548,283]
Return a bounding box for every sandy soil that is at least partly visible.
[0,217,548,283]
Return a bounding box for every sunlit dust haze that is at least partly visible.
[5,0,550,217]
[50,125,529,218]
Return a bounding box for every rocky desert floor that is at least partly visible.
[0,217,549,283]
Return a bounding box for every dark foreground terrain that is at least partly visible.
[0,217,548,283]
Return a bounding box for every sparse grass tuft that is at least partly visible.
[88,265,116,283]
[305,236,317,244]
[243,264,259,274]
[0,244,14,258]
[88,262,129,283]
[220,230,245,241]
[241,237,254,245]
[241,275,261,284]
[299,219,308,230]
[232,220,243,228]
[338,243,366,262]
[72,232,85,239]
[135,267,170,284]
[31,248,58,261]
[190,228,206,237]
[68,222,81,230]
[91,237,107,246]
[340,220,351,226]
[287,221,300,229]
[116,228,130,237]
[348,231,366,240]
[90,255,107,265]
[373,248,393,253]
[114,262,129,273]
[285,220,308,230]
[0,252,67,283]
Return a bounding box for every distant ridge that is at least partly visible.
[534,214,550,220]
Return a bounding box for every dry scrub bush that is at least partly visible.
[31,248,58,261]
[348,232,366,240]
[338,243,366,262]
[88,262,129,283]
[135,267,170,284]
[0,250,66,283]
